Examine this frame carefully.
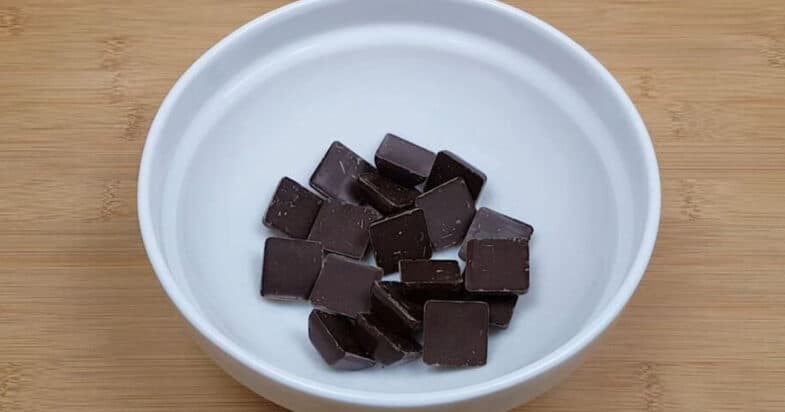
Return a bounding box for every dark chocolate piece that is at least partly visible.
[263,177,323,239]
[308,310,375,370]
[464,293,518,328]
[370,209,432,274]
[459,207,534,260]
[404,284,464,304]
[370,281,423,333]
[368,208,433,274]
[310,254,383,317]
[374,133,436,187]
[358,172,419,215]
[424,151,487,200]
[423,300,489,367]
[400,259,461,284]
[308,199,382,259]
[415,178,476,250]
[400,259,463,300]
[356,312,422,365]
[310,141,376,204]
[464,239,529,294]
[261,237,323,300]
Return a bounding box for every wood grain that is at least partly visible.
[1,0,784,410]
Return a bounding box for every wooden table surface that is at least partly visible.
[2,0,784,410]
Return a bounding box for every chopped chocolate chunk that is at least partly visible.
[263,177,323,239]
[415,178,476,249]
[374,133,436,187]
[423,300,489,367]
[400,259,463,300]
[308,310,375,370]
[405,284,464,304]
[459,207,534,260]
[424,151,487,200]
[370,281,424,333]
[308,199,382,259]
[464,239,529,294]
[310,254,383,317]
[261,237,323,300]
[356,312,422,365]
[463,293,518,329]
[358,172,419,215]
[368,208,432,274]
[400,259,461,284]
[310,141,376,204]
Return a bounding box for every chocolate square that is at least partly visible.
[374,133,436,187]
[423,300,489,367]
[308,309,375,370]
[415,177,476,250]
[459,207,534,260]
[464,293,518,329]
[358,172,419,215]
[263,177,323,239]
[368,208,432,274]
[356,312,422,365]
[261,237,323,300]
[310,254,383,317]
[399,259,463,300]
[464,239,529,294]
[400,259,461,284]
[424,151,487,200]
[310,141,376,204]
[370,281,423,333]
[308,199,382,259]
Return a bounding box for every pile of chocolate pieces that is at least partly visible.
[261,134,533,369]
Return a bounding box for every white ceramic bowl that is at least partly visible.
[138,0,660,410]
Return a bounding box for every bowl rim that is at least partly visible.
[137,0,662,408]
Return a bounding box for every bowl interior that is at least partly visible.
[142,0,655,398]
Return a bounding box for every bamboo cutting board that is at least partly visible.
[1,1,784,410]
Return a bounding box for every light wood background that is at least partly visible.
[1,0,784,410]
